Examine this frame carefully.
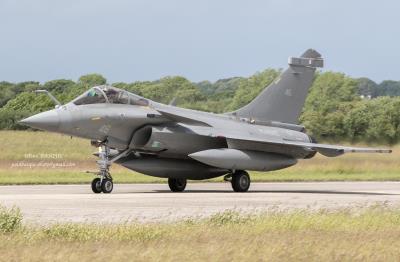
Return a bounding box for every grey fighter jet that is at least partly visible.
[20,49,391,193]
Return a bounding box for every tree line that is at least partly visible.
[1,70,400,144]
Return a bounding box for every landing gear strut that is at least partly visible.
[230,170,250,192]
[168,178,187,192]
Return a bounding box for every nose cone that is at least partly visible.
[20,109,60,132]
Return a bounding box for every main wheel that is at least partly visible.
[168,178,187,192]
[91,178,102,193]
[231,171,250,192]
[101,178,114,193]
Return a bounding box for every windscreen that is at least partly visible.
[102,86,149,106]
[73,86,150,106]
[73,88,107,105]
[103,87,129,104]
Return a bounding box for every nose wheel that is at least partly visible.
[91,178,102,193]
[101,178,113,193]
[91,177,114,194]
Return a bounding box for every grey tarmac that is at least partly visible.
[0,182,399,224]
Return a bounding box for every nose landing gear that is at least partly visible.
[90,143,130,194]
[90,144,113,193]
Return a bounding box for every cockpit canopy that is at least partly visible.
[73,85,149,106]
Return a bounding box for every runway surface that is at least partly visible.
[0,182,399,224]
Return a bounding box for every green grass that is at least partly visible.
[0,169,166,184]
[0,131,92,161]
[1,130,399,185]
[2,205,400,261]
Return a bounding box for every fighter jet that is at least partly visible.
[20,49,391,193]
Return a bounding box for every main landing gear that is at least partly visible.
[168,178,187,192]
[90,143,129,194]
[166,171,250,193]
[224,170,251,192]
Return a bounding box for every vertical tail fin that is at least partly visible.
[232,49,323,124]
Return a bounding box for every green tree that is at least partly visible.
[377,80,400,96]
[0,82,16,107]
[343,100,370,142]
[228,69,279,110]
[43,79,75,93]
[357,78,378,98]
[78,74,107,88]
[364,97,400,144]
[300,72,359,140]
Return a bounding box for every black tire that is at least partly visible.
[231,171,250,192]
[168,178,187,192]
[91,178,102,193]
[101,178,114,193]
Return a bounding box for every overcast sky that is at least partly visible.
[0,0,399,84]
